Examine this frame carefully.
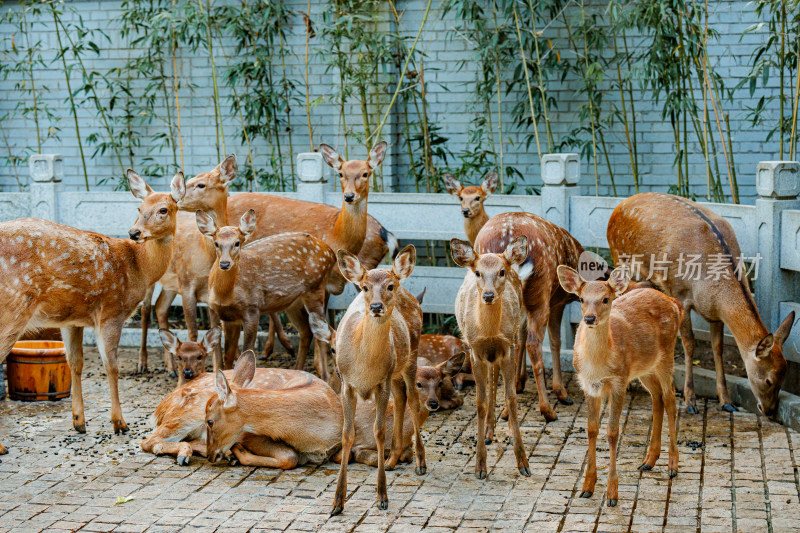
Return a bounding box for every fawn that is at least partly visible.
[451,236,531,479]
[557,265,682,506]
[443,171,498,244]
[419,334,473,390]
[331,245,425,515]
[416,352,465,411]
[159,327,221,387]
[608,192,795,416]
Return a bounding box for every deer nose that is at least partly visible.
[428,400,439,411]
[219,260,231,270]
[370,303,384,314]
[183,369,194,379]
[584,315,596,325]
[344,193,355,203]
[128,229,141,241]
[462,209,471,217]
[483,292,495,304]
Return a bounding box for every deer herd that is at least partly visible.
[0,145,795,515]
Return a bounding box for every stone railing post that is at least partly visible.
[295,152,327,204]
[29,154,62,221]
[755,160,800,330]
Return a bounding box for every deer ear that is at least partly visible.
[218,154,238,184]
[393,244,416,280]
[368,141,388,169]
[308,312,333,344]
[319,143,344,171]
[170,171,186,202]
[196,210,217,238]
[450,239,477,268]
[127,169,153,200]
[202,327,221,354]
[481,170,498,195]
[756,334,775,360]
[158,329,180,355]
[337,249,366,284]
[608,267,630,296]
[774,311,795,346]
[557,265,583,295]
[443,173,463,195]
[232,350,256,387]
[441,351,466,377]
[215,371,235,408]
[239,209,257,236]
[504,236,528,266]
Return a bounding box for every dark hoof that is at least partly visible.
[74,424,86,434]
[385,463,396,472]
[330,505,343,517]
[557,396,574,406]
[415,466,426,476]
[579,491,593,498]
[638,463,653,471]
[484,438,492,445]
[722,403,738,413]
[114,424,130,435]
[543,411,558,423]
[136,365,147,374]
[685,404,699,415]
[228,456,240,467]
[475,470,487,480]
[519,466,531,477]
[177,455,190,466]
[608,499,617,507]
[669,469,678,479]
[169,370,177,379]
[376,498,388,510]
[286,348,295,357]
[501,413,509,421]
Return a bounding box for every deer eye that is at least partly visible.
[416,382,422,388]
[362,285,370,292]
[214,242,219,248]
[499,269,505,277]
[159,207,168,214]
[362,172,368,178]
[197,183,205,189]
[234,241,240,247]
[387,284,394,291]
[475,271,481,278]
[603,298,609,304]
[766,378,773,387]
[579,298,584,303]
[206,419,214,427]
[476,196,481,201]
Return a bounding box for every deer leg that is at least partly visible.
[352,448,381,467]
[548,303,572,405]
[402,364,427,475]
[95,321,128,435]
[331,382,357,517]
[273,313,294,355]
[262,314,277,360]
[138,285,154,374]
[302,288,331,381]
[155,288,178,376]
[515,321,528,393]
[473,356,489,479]
[580,395,601,498]
[61,326,86,434]
[241,308,260,354]
[144,435,206,466]
[373,379,390,510]
[526,310,557,422]
[606,389,625,507]
[386,376,407,470]
[679,313,699,414]
[662,375,679,478]
[231,441,299,469]
[638,375,664,471]
[710,321,736,412]
[208,308,223,373]
[222,322,240,370]
[502,348,530,476]
[286,304,312,372]
[486,363,498,443]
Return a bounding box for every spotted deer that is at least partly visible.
[443,171,498,244]
[197,210,336,369]
[331,245,425,516]
[607,192,795,416]
[474,212,584,421]
[557,265,682,506]
[415,351,466,411]
[0,170,184,453]
[159,327,221,387]
[451,236,531,479]
[419,334,473,390]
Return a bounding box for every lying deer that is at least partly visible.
[419,334,473,390]
[474,212,584,420]
[159,327,221,387]
[198,210,336,368]
[331,245,425,515]
[416,352,465,410]
[557,265,682,506]
[607,192,795,416]
[443,171,498,244]
[0,170,184,453]
[451,236,531,479]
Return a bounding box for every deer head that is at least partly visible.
[179,154,237,211]
[558,265,630,328]
[443,171,497,219]
[127,169,185,242]
[747,311,794,416]
[159,327,221,383]
[319,141,387,206]
[416,351,466,411]
[451,236,527,305]
[205,350,257,462]
[197,209,256,271]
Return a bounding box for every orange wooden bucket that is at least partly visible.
[7,341,71,401]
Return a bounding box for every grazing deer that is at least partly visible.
[443,171,498,244]
[159,327,221,387]
[557,266,682,506]
[0,170,184,453]
[451,236,531,480]
[419,334,473,390]
[331,245,425,516]
[198,210,336,369]
[474,212,584,421]
[607,192,795,416]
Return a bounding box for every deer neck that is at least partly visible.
[208,194,229,227]
[133,235,175,287]
[578,322,612,367]
[334,199,368,253]
[354,312,392,359]
[209,262,239,303]
[721,300,769,356]
[466,210,489,245]
[474,297,503,334]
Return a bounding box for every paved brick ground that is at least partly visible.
[1,348,799,532]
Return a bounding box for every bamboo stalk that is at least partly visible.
[511,1,543,166]
[579,0,599,194]
[0,120,23,190]
[20,6,41,152]
[708,69,737,203]
[791,39,800,160]
[526,0,553,150]
[198,0,224,160]
[622,29,639,190]
[278,19,294,188]
[612,27,637,193]
[491,1,503,191]
[700,0,711,200]
[172,0,184,170]
[304,0,314,151]
[780,0,786,158]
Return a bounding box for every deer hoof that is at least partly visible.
[475,470,487,480]
[415,465,427,476]
[228,456,240,467]
[557,396,574,406]
[579,491,593,499]
[136,364,148,374]
[638,464,653,471]
[669,469,678,479]
[519,466,531,477]
[722,403,737,413]
[177,455,190,466]
[330,505,343,517]
[542,409,558,422]
[484,438,492,445]
[74,424,86,434]
[607,499,617,507]
[685,404,699,415]
[113,423,129,435]
[376,498,389,510]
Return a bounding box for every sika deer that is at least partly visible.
[419,334,473,390]
[443,171,498,244]
[0,170,184,452]
[557,266,682,506]
[159,327,221,387]
[607,192,795,416]
[331,245,425,515]
[416,351,466,411]
[451,236,531,479]
[474,212,584,421]
[198,210,336,369]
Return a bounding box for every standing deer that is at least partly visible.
[0,170,184,453]
[331,245,425,516]
[557,266,682,506]
[443,171,498,244]
[607,192,795,416]
[474,212,584,421]
[159,327,221,387]
[198,210,336,369]
[451,236,531,480]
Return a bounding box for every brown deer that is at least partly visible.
[443,171,498,244]
[331,245,425,516]
[451,236,531,480]
[415,351,466,411]
[474,212,584,421]
[607,192,795,416]
[159,327,221,387]
[0,169,184,453]
[197,210,336,369]
[419,334,473,390]
[557,265,682,506]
